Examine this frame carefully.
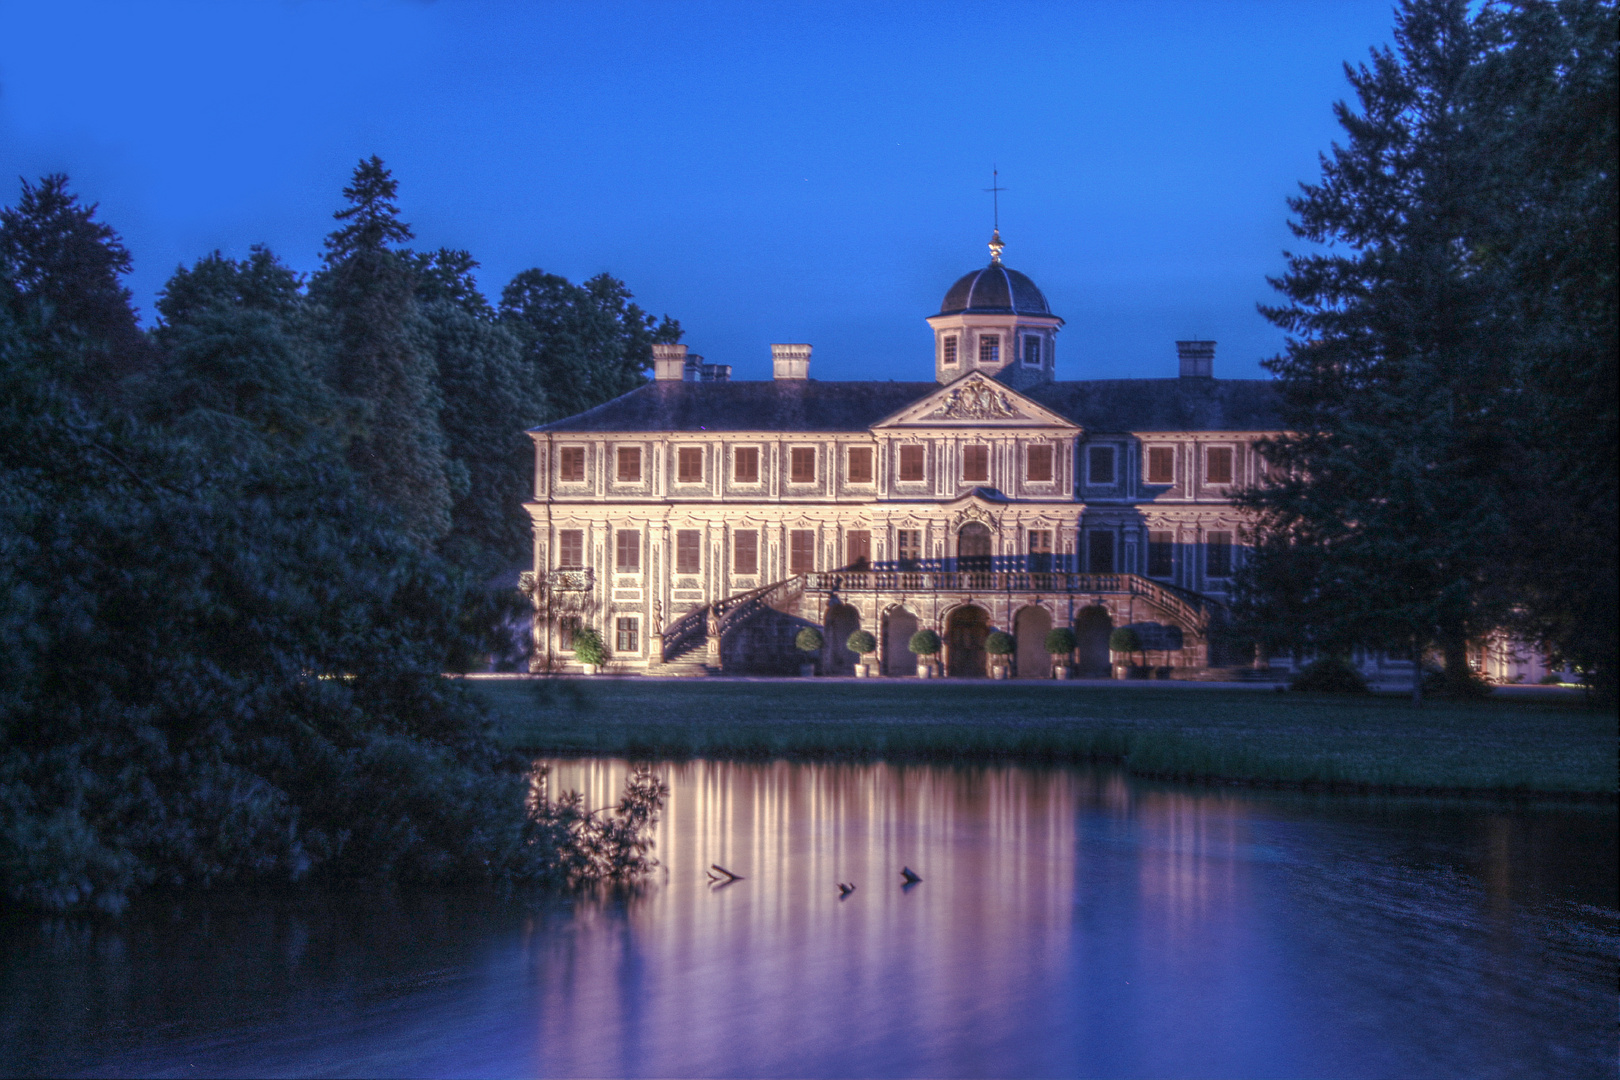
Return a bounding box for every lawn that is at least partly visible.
[466,678,1617,797]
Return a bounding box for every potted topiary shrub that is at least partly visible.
[1044,627,1077,679]
[909,628,941,678]
[1108,626,1144,679]
[847,630,878,677]
[985,630,1015,679]
[795,627,823,677]
[572,627,606,675]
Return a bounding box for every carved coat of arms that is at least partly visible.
[928,381,1022,420]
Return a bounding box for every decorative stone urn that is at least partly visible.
[581,663,600,676]
[1052,664,1069,680]
[854,662,871,678]
[991,664,1009,680]
[799,662,816,678]
[916,661,935,678]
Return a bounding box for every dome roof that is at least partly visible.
[938,262,1051,316]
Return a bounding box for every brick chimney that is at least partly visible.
[652,343,688,381]
[772,343,811,380]
[1176,340,1214,378]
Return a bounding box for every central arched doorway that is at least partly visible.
[946,605,989,677]
[883,607,920,676]
[1015,606,1053,678]
[825,603,861,676]
[957,523,992,573]
[1074,606,1113,677]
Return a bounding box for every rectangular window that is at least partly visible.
[615,617,639,654]
[1028,529,1054,572]
[1024,334,1042,366]
[790,447,816,483]
[558,529,584,569]
[896,529,922,569]
[942,335,958,365]
[615,529,640,572]
[1147,446,1175,485]
[846,529,871,568]
[790,529,815,573]
[962,444,989,482]
[1088,445,1116,485]
[559,446,585,482]
[1205,446,1234,485]
[616,446,641,482]
[1207,531,1233,578]
[1148,531,1174,577]
[677,446,704,483]
[733,530,758,575]
[1026,444,1053,482]
[898,444,925,481]
[733,446,759,483]
[847,446,873,483]
[1087,530,1115,573]
[557,615,580,650]
[675,529,701,574]
[978,335,1000,365]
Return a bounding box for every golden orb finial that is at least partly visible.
[988,228,1004,263]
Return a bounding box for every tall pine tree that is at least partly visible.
[0,174,150,398]
[311,157,452,546]
[1236,0,1509,698]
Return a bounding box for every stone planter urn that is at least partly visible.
[917,661,936,678]
[581,663,600,676]
[1052,664,1069,680]
[799,662,816,678]
[854,662,871,678]
[1112,663,1129,680]
[991,664,1009,680]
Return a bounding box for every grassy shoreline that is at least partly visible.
[468,678,1617,800]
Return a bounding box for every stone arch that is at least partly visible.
[1074,605,1113,677]
[946,604,990,677]
[882,606,921,676]
[957,522,992,572]
[1014,605,1053,679]
[825,602,861,676]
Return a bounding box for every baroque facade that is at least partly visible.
[525,234,1330,678]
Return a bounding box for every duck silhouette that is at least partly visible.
[837,882,856,898]
[900,867,922,885]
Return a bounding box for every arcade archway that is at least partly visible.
[946,605,989,677]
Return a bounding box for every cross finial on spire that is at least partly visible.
[984,166,1007,262]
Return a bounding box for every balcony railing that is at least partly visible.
[802,569,1216,628]
[542,569,593,592]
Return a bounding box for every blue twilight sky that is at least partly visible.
[0,1,1396,383]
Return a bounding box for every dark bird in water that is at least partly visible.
[838,882,856,898]
[707,864,743,883]
[901,867,922,884]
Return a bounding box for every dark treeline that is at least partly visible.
[0,158,673,912]
[1235,0,1618,703]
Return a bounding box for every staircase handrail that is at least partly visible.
[659,576,808,663]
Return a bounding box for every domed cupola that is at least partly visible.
[926,230,1064,388]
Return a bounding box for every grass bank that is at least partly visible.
[468,678,1617,799]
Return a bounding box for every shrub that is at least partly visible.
[795,627,824,653]
[908,629,941,657]
[1538,672,1564,685]
[1423,665,1493,698]
[1044,627,1077,655]
[1289,657,1369,693]
[847,629,877,655]
[572,627,606,666]
[1108,627,1144,654]
[985,630,1016,656]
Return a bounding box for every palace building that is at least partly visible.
[524,233,1339,678]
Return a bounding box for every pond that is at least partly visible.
[2,760,1614,1078]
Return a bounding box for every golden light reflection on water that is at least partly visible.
[529,759,1267,1077]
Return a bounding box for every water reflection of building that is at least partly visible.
[526,232,1319,680]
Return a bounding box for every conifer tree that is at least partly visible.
[312,157,452,546]
[0,174,150,396]
[1237,0,1508,698]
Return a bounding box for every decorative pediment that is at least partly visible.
[944,488,1008,532]
[873,372,1077,430]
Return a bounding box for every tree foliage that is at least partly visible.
[1236,0,1617,701]
[0,163,679,912]
[500,268,681,421]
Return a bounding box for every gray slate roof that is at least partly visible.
[534,377,1282,435]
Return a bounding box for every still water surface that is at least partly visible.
[2,760,1614,1078]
